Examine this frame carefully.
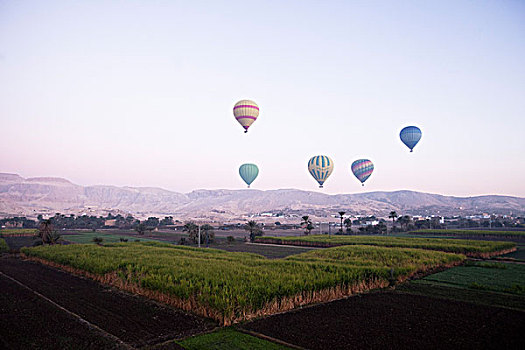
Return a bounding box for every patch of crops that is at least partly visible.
[178,328,291,350]
[256,235,515,258]
[415,261,525,296]
[411,229,525,238]
[0,229,37,237]
[21,242,463,325]
[0,238,8,253]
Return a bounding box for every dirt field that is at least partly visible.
[0,271,127,350]
[0,257,215,349]
[242,291,525,350]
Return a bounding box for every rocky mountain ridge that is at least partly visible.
[1,173,523,220]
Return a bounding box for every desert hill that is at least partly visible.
[0,173,523,220]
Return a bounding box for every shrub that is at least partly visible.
[0,238,8,253]
[92,237,104,245]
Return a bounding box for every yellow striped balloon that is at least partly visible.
[233,100,259,133]
[308,155,334,188]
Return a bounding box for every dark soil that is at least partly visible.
[242,291,525,350]
[0,272,126,350]
[0,257,216,349]
[3,235,37,251]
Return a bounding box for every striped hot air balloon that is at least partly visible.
[233,100,259,133]
[400,126,422,152]
[239,163,259,188]
[351,159,374,186]
[308,155,334,188]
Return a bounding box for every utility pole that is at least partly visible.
[198,225,201,248]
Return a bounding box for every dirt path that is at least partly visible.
[0,257,214,349]
[242,291,525,350]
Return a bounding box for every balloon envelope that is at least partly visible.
[351,159,374,186]
[400,126,422,152]
[308,155,334,188]
[239,163,259,188]
[233,100,259,133]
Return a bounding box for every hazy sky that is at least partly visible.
[1,1,524,197]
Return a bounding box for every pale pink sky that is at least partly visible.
[1,1,524,197]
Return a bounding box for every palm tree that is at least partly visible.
[244,220,262,242]
[301,216,314,235]
[200,224,215,246]
[397,215,413,232]
[343,218,352,234]
[388,211,398,234]
[134,222,146,236]
[37,219,60,245]
[338,211,346,234]
[183,222,199,243]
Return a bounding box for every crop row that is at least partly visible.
[410,229,525,238]
[0,229,38,237]
[21,242,463,324]
[255,235,516,258]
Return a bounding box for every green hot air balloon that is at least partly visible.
[239,163,259,188]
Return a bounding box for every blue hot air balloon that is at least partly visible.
[400,126,422,152]
[239,163,259,188]
[308,155,334,188]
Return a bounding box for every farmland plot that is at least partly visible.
[21,242,463,325]
[411,229,525,240]
[256,235,515,258]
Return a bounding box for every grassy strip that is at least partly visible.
[0,238,8,253]
[397,282,525,311]
[256,235,515,258]
[416,261,525,295]
[63,232,158,244]
[0,229,37,237]
[177,328,292,350]
[21,242,463,325]
[411,229,525,238]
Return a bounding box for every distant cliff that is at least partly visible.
[1,173,523,219]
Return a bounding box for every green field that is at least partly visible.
[178,328,291,350]
[499,244,525,261]
[63,232,158,244]
[411,229,525,238]
[416,261,525,295]
[21,242,463,325]
[0,229,37,237]
[0,238,8,253]
[398,260,525,310]
[256,235,515,257]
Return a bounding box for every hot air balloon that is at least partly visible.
[233,100,259,133]
[351,159,374,186]
[308,155,333,188]
[239,163,259,188]
[400,126,422,152]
